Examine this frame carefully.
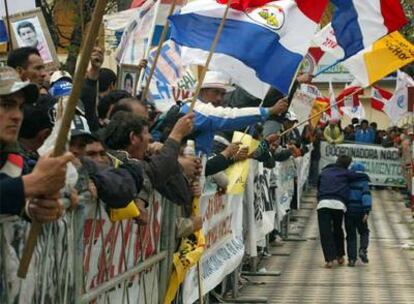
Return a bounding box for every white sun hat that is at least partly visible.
[200,70,235,92]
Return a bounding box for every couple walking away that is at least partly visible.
[317,155,372,268]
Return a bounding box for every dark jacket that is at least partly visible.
[317,164,364,204]
[80,156,144,209]
[80,78,100,132]
[347,173,372,214]
[109,138,192,208]
[205,154,233,176]
[0,144,25,216]
[0,175,25,215]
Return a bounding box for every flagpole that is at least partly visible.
[140,0,179,102]
[188,0,233,112]
[135,0,162,93]
[278,87,364,137]
[313,60,342,77]
[17,0,108,279]
[3,0,13,50]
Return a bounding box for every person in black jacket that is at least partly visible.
[317,155,365,268]
[0,66,73,222]
[104,111,195,210]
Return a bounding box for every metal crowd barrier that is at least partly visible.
[0,153,312,304]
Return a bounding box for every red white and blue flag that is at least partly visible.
[331,0,408,59]
[169,0,328,98]
[371,86,392,112]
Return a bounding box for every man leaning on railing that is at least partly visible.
[0,67,73,222]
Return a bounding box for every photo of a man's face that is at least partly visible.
[12,17,53,64]
[123,72,135,95]
[17,21,38,47]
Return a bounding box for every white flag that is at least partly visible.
[313,23,345,60]
[384,70,414,124]
[291,84,321,132]
[115,1,156,65]
[342,103,366,120]
[329,82,341,120]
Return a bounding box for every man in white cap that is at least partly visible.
[180,70,289,154]
[0,66,74,222]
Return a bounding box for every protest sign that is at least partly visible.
[320,142,405,187]
[182,192,244,304]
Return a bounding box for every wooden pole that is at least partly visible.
[3,0,13,50]
[140,0,179,102]
[278,87,364,138]
[188,0,232,113]
[17,0,109,279]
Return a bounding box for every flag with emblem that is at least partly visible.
[169,0,329,98]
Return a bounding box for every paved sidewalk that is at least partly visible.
[238,189,414,304]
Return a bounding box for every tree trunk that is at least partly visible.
[65,23,83,75]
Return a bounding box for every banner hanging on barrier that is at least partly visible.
[182,191,244,304]
[319,142,405,187]
[275,159,296,219]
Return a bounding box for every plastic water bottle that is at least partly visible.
[183,140,196,157]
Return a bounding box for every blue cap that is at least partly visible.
[49,80,72,97]
[350,162,365,172]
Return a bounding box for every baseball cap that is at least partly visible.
[50,70,72,86]
[350,162,365,172]
[71,115,95,139]
[49,80,73,97]
[0,66,38,104]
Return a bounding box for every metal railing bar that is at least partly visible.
[80,251,167,303]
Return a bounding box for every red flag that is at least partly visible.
[216,0,329,21]
[130,0,146,8]
[371,86,393,112]
[217,0,272,11]
[336,86,363,109]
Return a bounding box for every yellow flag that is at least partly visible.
[226,131,259,194]
[309,97,329,128]
[345,31,414,87]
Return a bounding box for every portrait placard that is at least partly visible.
[8,8,59,68]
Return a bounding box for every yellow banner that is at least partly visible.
[365,31,414,85]
[164,196,206,303]
[226,131,259,194]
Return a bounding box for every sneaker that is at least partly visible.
[359,250,369,263]
[348,260,356,267]
[337,256,345,265]
[325,261,333,269]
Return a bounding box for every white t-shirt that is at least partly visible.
[317,199,347,212]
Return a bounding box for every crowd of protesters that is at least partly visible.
[317,116,411,148]
[1,44,412,283]
[1,45,320,239]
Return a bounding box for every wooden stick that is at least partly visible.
[3,0,13,50]
[188,0,232,113]
[140,0,179,102]
[17,0,109,279]
[278,87,364,138]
